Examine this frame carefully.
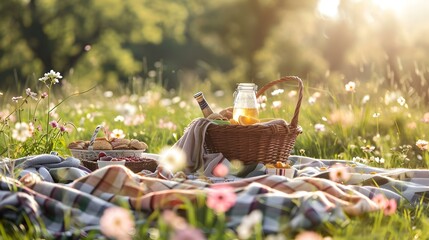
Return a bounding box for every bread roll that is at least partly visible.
[92,139,113,150]
[111,138,131,149]
[67,141,85,149]
[219,107,233,120]
[129,139,148,150]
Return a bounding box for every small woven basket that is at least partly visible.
[69,125,158,173]
[80,158,158,173]
[204,76,303,165]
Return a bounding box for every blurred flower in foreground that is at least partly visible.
[329,164,351,183]
[162,210,187,231]
[265,234,286,240]
[314,123,326,132]
[371,194,397,216]
[229,160,244,175]
[397,96,406,107]
[159,146,187,172]
[162,210,206,240]
[384,198,397,216]
[12,122,33,142]
[295,231,324,240]
[213,163,229,177]
[110,129,126,139]
[171,227,206,240]
[372,194,387,209]
[100,207,135,240]
[423,112,429,123]
[345,81,356,92]
[236,210,262,239]
[206,185,236,213]
[362,94,370,104]
[416,140,428,151]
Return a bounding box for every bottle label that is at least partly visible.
[197,100,209,110]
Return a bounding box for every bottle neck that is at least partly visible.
[193,92,214,118]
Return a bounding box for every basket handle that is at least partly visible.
[88,125,104,150]
[256,76,303,127]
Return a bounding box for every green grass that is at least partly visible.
[0,73,429,239]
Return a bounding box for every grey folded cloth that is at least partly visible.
[2,152,90,183]
[172,118,213,173]
[16,153,81,169]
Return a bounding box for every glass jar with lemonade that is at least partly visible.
[233,83,259,123]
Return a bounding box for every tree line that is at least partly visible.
[0,0,428,100]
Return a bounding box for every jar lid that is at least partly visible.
[236,83,257,91]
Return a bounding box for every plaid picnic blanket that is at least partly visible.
[1,155,429,238]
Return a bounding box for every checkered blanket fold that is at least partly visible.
[1,155,429,238]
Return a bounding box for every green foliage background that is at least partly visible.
[1,0,428,100]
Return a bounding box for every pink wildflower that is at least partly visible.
[59,125,67,132]
[100,207,135,240]
[206,185,237,213]
[371,194,388,209]
[12,96,23,102]
[49,120,58,128]
[213,163,229,177]
[295,231,324,240]
[329,164,351,183]
[171,227,206,240]
[162,210,187,230]
[371,194,397,216]
[25,88,38,100]
[423,112,429,123]
[384,198,397,216]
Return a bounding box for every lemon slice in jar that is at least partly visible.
[238,115,260,125]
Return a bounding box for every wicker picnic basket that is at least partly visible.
[204,76,303,165]
[69,125,158,173]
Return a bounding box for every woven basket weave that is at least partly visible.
[204,76,303,165]
[80,158,158,173]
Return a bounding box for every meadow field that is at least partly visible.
[0,69,428,239]
[2,0,429,239]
